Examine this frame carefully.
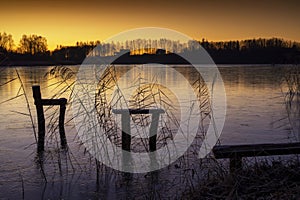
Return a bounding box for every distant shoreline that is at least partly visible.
[1,37,300,66]
[1,53,299,66]
[0,60,81,67]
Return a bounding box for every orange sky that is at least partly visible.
[1,0,300,50]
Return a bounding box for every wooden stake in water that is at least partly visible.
[32,86,45,153]
[112,108,165,152]
[32,85,67,153]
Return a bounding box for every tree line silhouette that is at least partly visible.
[1,32,300,65]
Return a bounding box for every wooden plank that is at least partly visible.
[213,142,300,173]
[41,98,67,105]
[112,108,165,114]
[213,142,300,159]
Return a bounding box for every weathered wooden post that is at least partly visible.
[149,111,162,152]
[32,85,67,153]
[32,86,45,153]
[112,109,165,152]
[113,108,164,174]
[229,156,242,173]
[59,98,67,148]
[121,111,131,151]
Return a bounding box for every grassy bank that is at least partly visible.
[185,157,300,199]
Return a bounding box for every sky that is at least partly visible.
[1,0,300,50]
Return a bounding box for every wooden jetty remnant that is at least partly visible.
[213,142,300,173]
[112,108,165,152]
[32,85,67,153]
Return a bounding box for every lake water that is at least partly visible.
[0,65,297,199]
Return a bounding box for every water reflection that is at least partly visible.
[0,65,297,199]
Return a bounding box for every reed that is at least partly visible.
[185,157,300,199]
[45,64,221,198]
[186,64,300,199]
[0,59,223,199]
[281,65,300,140]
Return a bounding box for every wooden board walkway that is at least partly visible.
[213,142,300,173]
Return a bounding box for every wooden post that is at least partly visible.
[32,86,68,152]
[32,86,45,153]
[229,156,242,173]
[112,109,164,152]
[121,112,131,151]
[59,98,67,148]
[213,143,300,174]
[149,112,160,152]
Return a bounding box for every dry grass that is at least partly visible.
[185,158,300,199]
[2,63,300,199]
[185,65,300,199]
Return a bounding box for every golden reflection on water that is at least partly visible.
[0,64,297,199]
[0,65,294,144]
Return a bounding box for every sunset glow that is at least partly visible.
[1,0,300,50]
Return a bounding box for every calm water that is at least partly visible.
[0,65,295,199]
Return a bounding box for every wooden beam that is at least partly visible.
[112,108,164,114]
[41,98,67,106]
[213,142,300,173]
[213,142,300,159]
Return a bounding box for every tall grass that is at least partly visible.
[186,64,300,199]
[44,64,222,198]
[94,65,184,152]
[0,59,223,198]
[281,65,300,141]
